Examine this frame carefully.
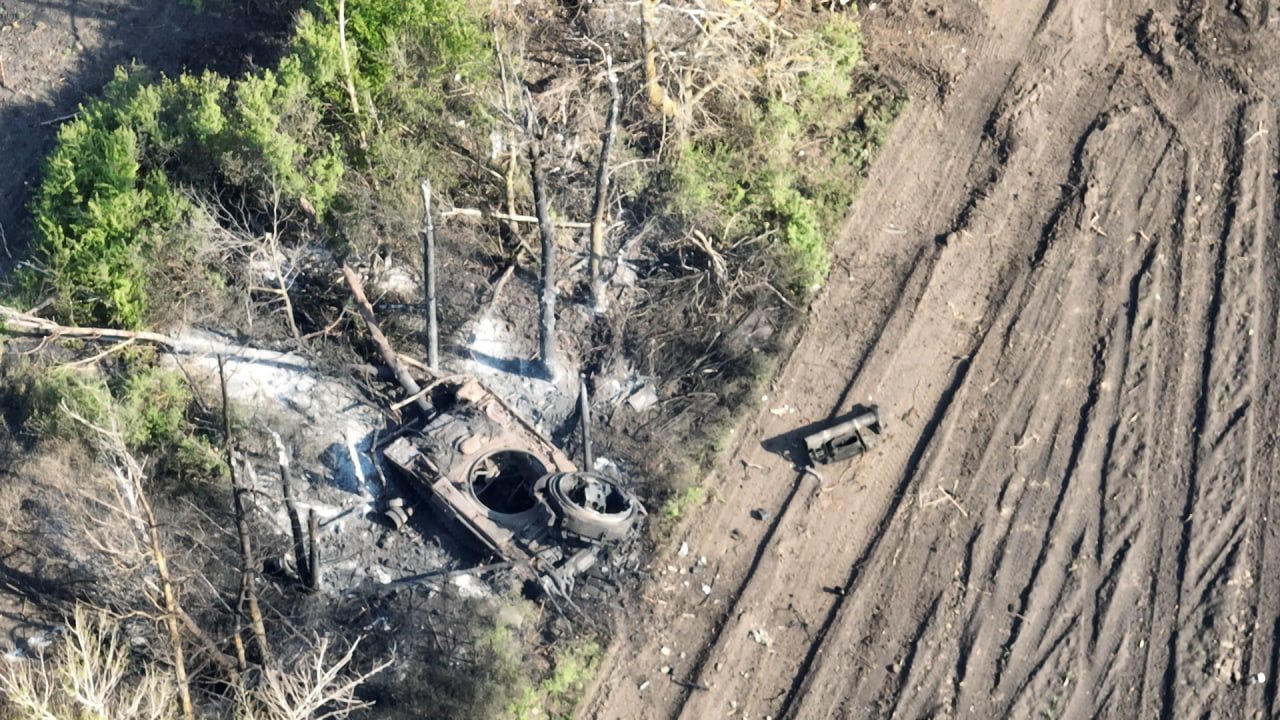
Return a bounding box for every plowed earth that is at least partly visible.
[581,1,1280,718]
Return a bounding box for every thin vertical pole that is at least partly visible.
[421,180,439,372]
[530,148,558,371]
[579,378,594,471]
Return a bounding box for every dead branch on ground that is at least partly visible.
[441,206,591,229]
[640,0,679,117]
[340,264,434,418]
[0,305,313,369]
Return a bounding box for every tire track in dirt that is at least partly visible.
[670,6,1078,717]
[659,239,944,715]
[578,4,1057,717]
[581,2,1280,718]
[785,93,1184,719]
[1248,108,1280,719]
[1158,96,1275,719]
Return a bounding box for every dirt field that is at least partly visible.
[580,1,1280,718]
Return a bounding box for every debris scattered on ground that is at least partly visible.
[627,384,659,412]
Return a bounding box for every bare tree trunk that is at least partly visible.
[589,61,620,311]
[272,432,311,588]
[132,469,195,719]
[218,357,270,664]
[421,180,440,372]
[307,509,322,593]
[578,378,594,471]
[530,146,557,372]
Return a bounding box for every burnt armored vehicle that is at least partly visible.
[383,377,644,596]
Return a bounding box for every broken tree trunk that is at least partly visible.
[337,0,366,149]
[0,305,313,368]
[422,180,440,373]
[131,465,195,719]
[218,357,270,665]
[589,61,620,311]
[307,508,321,592]
[579,378,594,471]
[530,145,558,372]
[272,432,311,589]
[341,263,433,417]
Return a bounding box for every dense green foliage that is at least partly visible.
[22,0,487,328]
[1,358,220,478]
[28,113,186,328]
[671,15,904,292]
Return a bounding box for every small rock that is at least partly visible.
[749,628,773,647]
[660,646,672,656]
[702,584,712,596]
[638,680,650,691]
[627,385,659,412]
[660,665,672,675]
[751,508,770,522]
[678,541,689,558]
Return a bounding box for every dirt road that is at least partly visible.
[581,1,1280,718]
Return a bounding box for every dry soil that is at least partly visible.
[580,1,1280,718]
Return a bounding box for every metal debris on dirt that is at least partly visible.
[803,406,884,465]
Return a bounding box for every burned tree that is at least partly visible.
[529,144,558,374]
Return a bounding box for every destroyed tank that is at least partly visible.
[383,377,644,596]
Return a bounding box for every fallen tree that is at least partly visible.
[0,305,312,370]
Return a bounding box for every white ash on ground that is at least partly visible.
[165,332,464,592]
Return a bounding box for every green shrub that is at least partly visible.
[669,13,902,293]
[22,0,494,328]
[661,484,707,523]
[20,367,115,439]
[26,108,186,328]
[508,642,601,719]
[225,61,346,211]
[23,59,346,326]
[303,0,487,93]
